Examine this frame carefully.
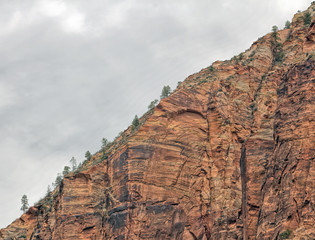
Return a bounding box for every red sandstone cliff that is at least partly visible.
[1,4,314,240]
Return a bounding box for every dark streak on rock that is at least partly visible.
[240,145,247,240]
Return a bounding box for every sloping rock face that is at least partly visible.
[1,5,314,240]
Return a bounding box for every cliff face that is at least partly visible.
[1,5,314,240]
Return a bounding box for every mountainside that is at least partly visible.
[1,5,314,240]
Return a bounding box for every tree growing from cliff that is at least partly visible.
[76,162,83,172]
[70,157,77,171]
[20,195,29,213]
[63,166,70,176]
[160,85,171,99]
[47,185,51,195]
[46,185,53,209]
[271,25,284,65]
[208,66,215,72]
[271,25,279,39]
[100,137,112,161]
[131,115,140,132]
[304,12,311,26]
[148,99,158,111]
[54,173,62,188]
[102,138,109,149]
[85,151,92,161]
[285,20,291,29]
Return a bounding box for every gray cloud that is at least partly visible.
[0,0,311,228]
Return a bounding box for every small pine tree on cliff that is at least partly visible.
[63,166,70,176]
[20,194,29,213]
[285,20,291,29]
[54,173,62,187]
[70,157,77,171]
[304,12,311,26]
[148,99,158,111]
[271,25,279,39]
[160,85,171,99]
[271,25,284,64]
[85,151,92,161]
[131,115,140,132]
[102,138,109,149]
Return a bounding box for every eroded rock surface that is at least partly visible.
[1,5,314,240]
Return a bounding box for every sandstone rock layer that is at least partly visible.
[1,5,314,240]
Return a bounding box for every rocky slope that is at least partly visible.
[1,5,314,240]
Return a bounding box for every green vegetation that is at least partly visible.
[303,12,312,26]
[279,229,292,239]
[102,137,113,151]
[35,151,101,213]
[102,138,109,149]
[62,166,70,176]
[100,137,112,161]
[70,157,77,171]
[148,99,158,111]
[226,75,234,81]
[249,102,257,112]
[238,53,244,60]
[271,25,285,65]
[77,162,83,171]
[131,115,140,132]
[160,85,171,99]
[231,52,245,64]
[20,195,29,212]
[47,185,51,194]
[249,50,256,58]
[85,151,92,161]
[285,20,291,29]
[45,185,53,210]
[272,25,279,39]
[54,173,62,187]
[208,66,215,72]
[274,45,285,63]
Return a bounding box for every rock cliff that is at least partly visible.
[1,4,314,240]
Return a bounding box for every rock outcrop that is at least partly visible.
[1,4,314,240]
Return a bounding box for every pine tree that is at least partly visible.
[285,20,291,29]
[45,185,53,211]
[131,115,140,132]
[20,195,29,213]
[63,166,70,176]
[85,151,92,161]
[148,99,158,110]
[77,162,83,171]
[271,25,279,40]
[160,85,171,99]
[271,25,284,65]
[47,185,51,195]
[304,12,311,26]
[70,157,77,171]
[54,173,62,188]
[102,138,109,149]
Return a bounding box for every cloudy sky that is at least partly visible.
[0,0,311,228]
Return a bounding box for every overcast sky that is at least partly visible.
[0,0,311,229]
